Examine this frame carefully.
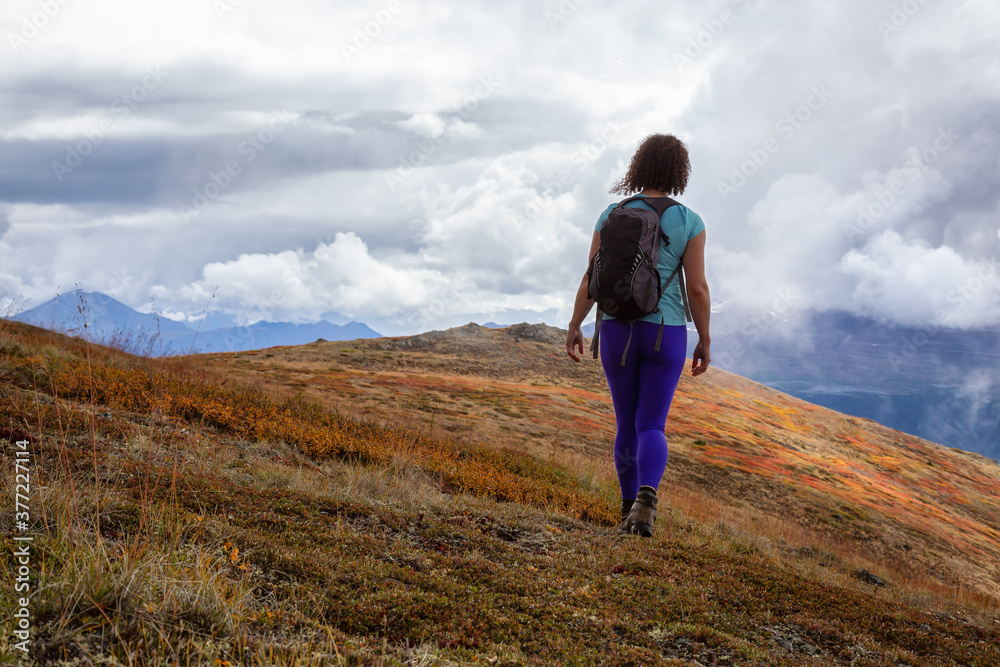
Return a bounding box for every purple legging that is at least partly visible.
[599,319,687,500]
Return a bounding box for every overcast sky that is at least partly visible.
[1,0,999,336]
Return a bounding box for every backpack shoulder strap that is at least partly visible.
[619,196,681,246]
[629,196,691,323]
[590,306,602,359]
[678,265,693,322]
[619,195,680,219]
[657,262,693,322]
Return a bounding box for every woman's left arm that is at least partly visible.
[682,229,711,376]
[566,231,602,362]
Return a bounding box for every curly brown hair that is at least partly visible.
[609,133,691,196]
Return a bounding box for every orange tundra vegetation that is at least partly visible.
[3,318,1000,665]
[4,329,614,526]
[204,324,1000,608]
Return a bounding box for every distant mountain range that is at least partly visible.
[8,292,997,459]
[10,291,381,355]
[714,310,999,461]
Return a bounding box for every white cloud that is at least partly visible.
[704,154,998,331]
[2,0,1000,336]
[842,230,1000,328]
[395,112,447,137]
[162,231,458,325]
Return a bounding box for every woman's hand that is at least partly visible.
[566,231,602,363]
[691,339,711,377]
[566,324,585,362]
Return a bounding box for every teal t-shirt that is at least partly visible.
[594,195,705,326]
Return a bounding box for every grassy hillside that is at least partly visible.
[1,319,999,665]
[200,323,1000,609]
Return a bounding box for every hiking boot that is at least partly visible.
[627,485,658,538]
[617,499,634,533]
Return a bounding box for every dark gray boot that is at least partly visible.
[618,499,634,533]
[627,485,657,537]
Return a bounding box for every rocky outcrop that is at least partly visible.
[373,322,568,353]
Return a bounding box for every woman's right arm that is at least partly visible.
[682,229,711,376]
[566,231,602,362]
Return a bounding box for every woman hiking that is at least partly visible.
[566,133,711,537]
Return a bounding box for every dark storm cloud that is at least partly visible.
[0,117,406,206]
[1,0,998,334]
[0,58,589,212]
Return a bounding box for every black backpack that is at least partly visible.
[587,195,692,365]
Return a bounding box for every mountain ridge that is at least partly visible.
[8,291,997,458]
[10,290,381,354]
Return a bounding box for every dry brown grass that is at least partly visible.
[2,319,999,665]
[204,328,1000,613]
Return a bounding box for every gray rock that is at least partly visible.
[503,322,565,344]
[852,568,889,587]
